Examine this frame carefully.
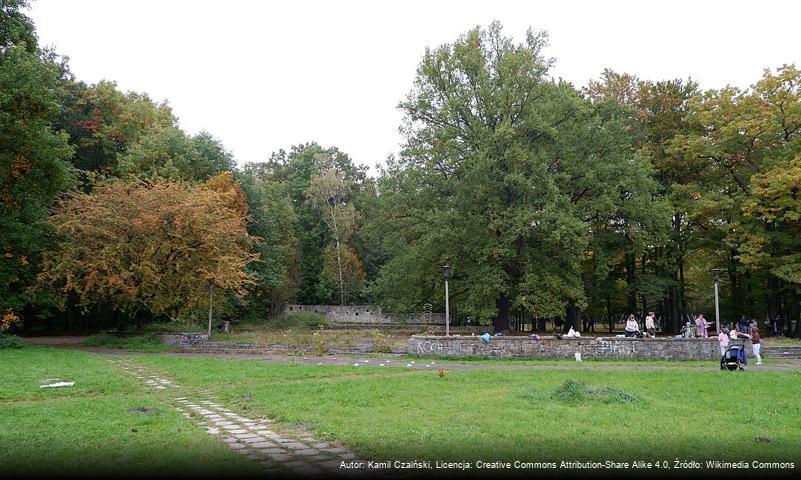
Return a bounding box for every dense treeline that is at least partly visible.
[1,3,799,334]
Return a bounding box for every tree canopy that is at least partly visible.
[1,2,800,336]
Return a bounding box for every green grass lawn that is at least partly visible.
[0,347,259,477]
[3,346,800,476]
[138,354,801,464]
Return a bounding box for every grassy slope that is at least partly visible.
[0,347,259,476]
[139,355,801,463]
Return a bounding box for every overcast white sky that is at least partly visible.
[29,0,801,171]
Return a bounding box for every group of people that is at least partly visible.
[765,314,790,337]
[623,312,657,338]
[626,312,764,365]
[718,317,762,365]
[687,313,763,365]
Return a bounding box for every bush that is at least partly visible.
[371,329,392,353]
[268,312,329,330]
[551,378,589,403]
[311,331,328,356]
[0,334,26,349]
[551,378,641,404]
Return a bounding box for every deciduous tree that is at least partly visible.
[40,176,258,325]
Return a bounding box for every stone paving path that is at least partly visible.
[107,358,361,477]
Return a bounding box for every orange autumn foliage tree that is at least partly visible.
[39,175,259,323]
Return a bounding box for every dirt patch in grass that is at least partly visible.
[129,407,159,414]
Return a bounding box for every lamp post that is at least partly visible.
[710,268,720,334]
[442,265,452,337]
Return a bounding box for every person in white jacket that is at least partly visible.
[645,312,656,338]
[624,314,640,337]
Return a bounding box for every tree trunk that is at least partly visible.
[728,250,740,320]
[767,273,781,322]
[328,204,345,306]
[207,285,214,335]
[679,257,688,321]
[626,253,637,314]
[673,212,687,322]
[565,301,580,332]
[494,296,510,333]
[640,254,648,316]
[794,300,801,338]
[668,284,679,334]
[335,236,344,305]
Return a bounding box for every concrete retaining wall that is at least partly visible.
[409,335,752,360]
[285,305,445,325]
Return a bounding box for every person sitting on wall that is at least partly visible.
[681,321,696,339]
[736,316,751,335]
[624,314,640,338]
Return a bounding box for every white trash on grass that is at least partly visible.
[41,381,75,388]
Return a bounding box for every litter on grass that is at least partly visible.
[40,381,75,388]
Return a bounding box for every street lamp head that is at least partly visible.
[710,268,720,282]
[442,264,452,281]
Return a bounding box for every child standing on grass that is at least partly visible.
[751,327,762,365]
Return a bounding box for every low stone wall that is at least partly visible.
[184,341,263,353]
[409,335,752,360]
[285,305,446,325]
[159,333,210,347]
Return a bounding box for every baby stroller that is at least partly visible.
[720,344,747,371]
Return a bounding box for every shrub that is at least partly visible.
[551,378,589,403]
[1,310,21,333]
[311,331,328,356]
[371,329,392,353]
[0,334,26,349]
[551,378,641,404]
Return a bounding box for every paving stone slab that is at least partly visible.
[266,453,293,462]
[109,360,366,474]
[259,448,287,454]
[282,442,310,450]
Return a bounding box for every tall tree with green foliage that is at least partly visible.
[258,143,367,305]
[306,167,362,305]
[0,1,74,323]
[236,164,298,317]
[369,22,666,331]
[55,80,175,176]
[586,70,701,331]
[674,65,801,328]
[118,127,234,181]
[0,0,35,54]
